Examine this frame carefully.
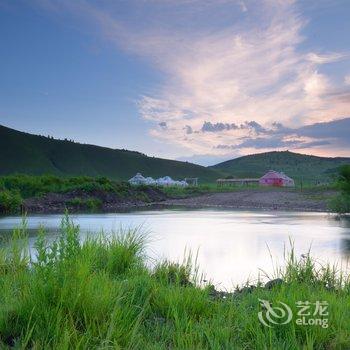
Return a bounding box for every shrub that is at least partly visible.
[85,198,103,210]
[66,197,103,211]
[0,190,23,213]
[0,174,126,199]
[329,195,350,214]
[331,165,350,213]
[338,165,350,195]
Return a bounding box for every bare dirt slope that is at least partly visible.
[162,189,335,212]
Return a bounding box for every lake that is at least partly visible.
[1,209,350,290]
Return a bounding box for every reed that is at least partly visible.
[0,216,349,349]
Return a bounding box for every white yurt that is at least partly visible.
[144,177,156,185]
[156,176,188,187]
[156,176,174,186]
[128,173,146,185]
[129,173,188,187]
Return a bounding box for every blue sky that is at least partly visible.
[0,0,349,165]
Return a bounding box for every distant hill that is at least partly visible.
[211,151,350,183]
[0,125,223,183]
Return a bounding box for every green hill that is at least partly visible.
[211,151,350,184]
[0,125,223,183]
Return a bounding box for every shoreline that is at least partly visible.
[159,188,335,213]
[10,188,336,215]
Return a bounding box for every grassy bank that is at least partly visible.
[0,174,342,214]
[0,217,349,349]
[0,175,260,208]
[162,182,337,199]
[0,174,132,199]
[161,183,250,198]
[0,175,166,213]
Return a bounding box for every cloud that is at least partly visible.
[201,121,239,132]
[184,125,193,134]
[159,121,167,130]
[214,117,350,151]
[33,0,350,157]
[238,1,248,13]
[306,52,349,64]
[345,75,350,86]
[130,1,349,156]
[244,121,267,134]
[293,117,350,146]
[217,137,331,150]
[200,120,268,134]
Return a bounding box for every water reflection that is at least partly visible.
[0,209,349,289]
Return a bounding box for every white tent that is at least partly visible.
[144,177,156,185]
[128,173,146,185]
[128,173,188,187]
[156,176,188,187]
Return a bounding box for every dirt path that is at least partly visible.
[161,189,335,212]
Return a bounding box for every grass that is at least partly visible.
[162,183,269,198]
[163,182,337,199]
[162,184,231,198]
[0,174,161,214]
[0,174,130,199]
[0,174,339,214]
[0,215,349,349]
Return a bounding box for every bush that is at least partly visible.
[331,165,350,213]
[0,190,23,213]
[329,194,350,214]
[0,175,133,199]
[338,165,350,195]
[66,197,103,211]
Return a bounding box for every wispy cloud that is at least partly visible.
[214,117,350,152]
[33,0,350,157]
[345,75,350,86]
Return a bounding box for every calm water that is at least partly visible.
[1,209,350,289]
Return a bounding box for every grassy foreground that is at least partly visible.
[1,217,350,349]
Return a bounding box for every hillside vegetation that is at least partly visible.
[2,125,349,185]
[0,125,223,183]
[211,151,350,184]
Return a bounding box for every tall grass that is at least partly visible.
[0,174,130,199]
[0,175,157,214]
[162,183,260,198]
[0,216,349,348]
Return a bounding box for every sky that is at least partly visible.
[0,0,350,166]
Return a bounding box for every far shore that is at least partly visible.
[16,187,336,215]
[160,188,336,212]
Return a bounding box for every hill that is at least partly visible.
[211,151,350,183]
[0,125,223,183]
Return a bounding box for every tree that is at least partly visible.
[330,165,350,213]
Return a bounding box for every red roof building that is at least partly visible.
[259,170,295,187]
